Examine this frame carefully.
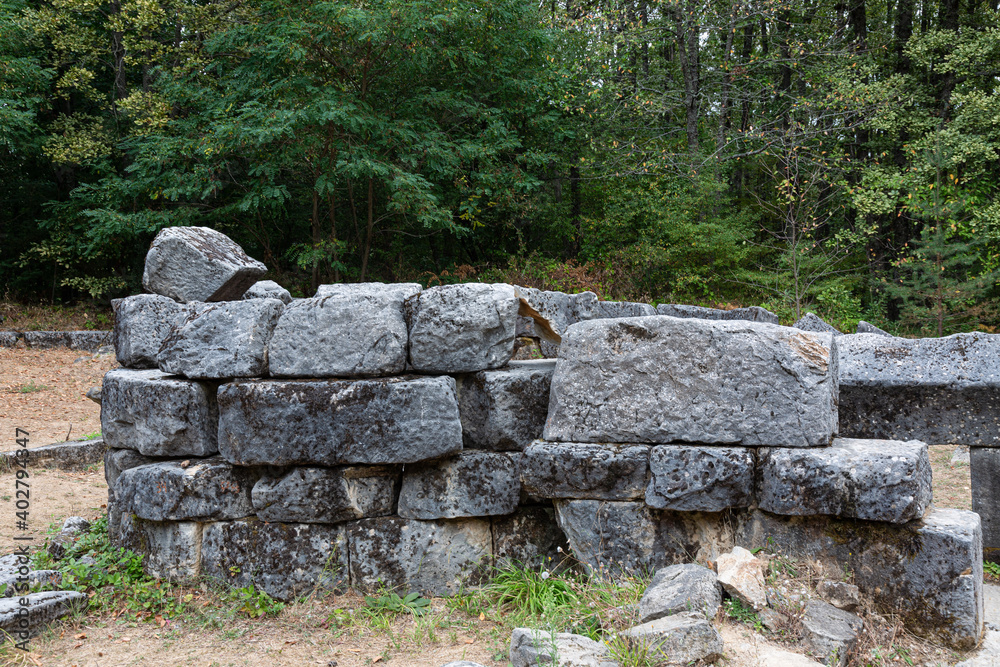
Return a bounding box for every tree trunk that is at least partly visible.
[359,178,374,282]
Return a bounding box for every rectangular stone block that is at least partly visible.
[758,438,931,523]
[217,376,463,466]
[101,369,218,457]
[252,466,400,523]
[115,458,257,521]
[113,294,196,369]
[456,360,555,451]
[397,451,520,519]
[201,519,348,601]
[655,304,779,325]
[544,316,838,447]
[520,442,650,500]
[645,445,754,511]
[315,282,421,299]
[347,517,492,596]
[971,447,1000,562]
[492,506,569,570]
[116,514,203,580]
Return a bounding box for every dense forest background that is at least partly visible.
[2,0,999,335]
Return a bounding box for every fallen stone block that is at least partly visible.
[656,303,780,325]
[855,320,892,336]
[0,332,21,347]
[348,516,491,596]
[716,546,766,610]
[315,281,422,300]
[576,294,656,320]
[113,294,198,368]
[406,283,519,372]
[520,442,649,500]
[242,279,292,304]
[817,580,860,612]
[638,563,721,622]
[801,599,862,667]
[23,330,111,352]
[622,612,724,664]
[158,298,284,379]
[456,360,555,451]
[492,506,568,570]
[101,369,218,457]
[972,448,1000,562]
[116,458,257,521]
[0,569,62,597]
[793,312,841,334]
[201,519,349,601]
[0,439,107,472]
[0,591,87,638]
[758,438,932,523]
[544,316,838,447]
[509,628,616,667]
[116,514,203,580]
[252,466,399,524]
[217,376,462,466]
[645,445,754,511]
[142,226,267,303]
[398,451,520,520]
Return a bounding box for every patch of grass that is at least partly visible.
[984,560,1000,581]
[606,633,664,667]
[13,381,50,393]
[724,597,764,633]
[80,432,102,441]
[362,591,432,617]
[0,300,114,331]
[218,585,286,618]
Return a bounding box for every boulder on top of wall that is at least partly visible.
[855,320,893,336]
[456,360,555,451]
[571,292,655,320]
[268,288,411,378]
[158,298,284,379]
[406,283,519,373]
[645,445,755,511]
[793,312,842,335]
[397,451,520,520]
[656,303,780,325]
[315,282,422,299]
[520,442,650,500]
[242,280,292,304]
[544,316,838,447]
[217,376,463,466]
[112,294,199,369]
[101,369,218,457]
[142,226,267,303]
[252,466,399,523]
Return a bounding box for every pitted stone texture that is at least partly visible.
[113,294,194,368]
[638,563,721,622]
[101,369,218,457]
[817,580,860,612]
[622,613,724,664]
[758,438,932,523]
[158,298,284,379]
[23,330,111,351]
[0,569,62,597]
[656,303,780,325]
[116,458,257,521]
[510,628,617,667]
[201,519,348,601]
[0,439,106,471]
[104,448,163,497]
[544,316,838,447]
[855,320,892,336]
[0,332,21,347]
[268,291,409,378]
[972,448,1000,561]
[243,280,292,304]
[348,517,491,596]
[793,312,842,334]
[398,451,519,520]
[456,360,555,451]
[520,442,649,500]
[492,506,569,569]
[218,376,462,466]
[117,514,203,580]
[717,546,767,610]
[839,332,1000,389]
[315,282,422,300]
[645,445,754,511]
[143,226,267,303]
[252,466,399,524]
[0,591,87,638]
[406,283,519,373]
[801,600,863,667]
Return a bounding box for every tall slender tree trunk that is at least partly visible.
[360,178,374,282]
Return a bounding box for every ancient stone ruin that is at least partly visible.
[102,225,985,652]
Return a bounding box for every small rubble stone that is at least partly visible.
[759,649,824,666]
[656,303,780,325]
[509,628,617,667]
[0,591,87,637]
[492,506,569,570]
[242,280,292,304]
[801,599,863,667]
[406,283,519,372]
[716,546,766,610]
[638,563,721,621]
[252,466,399,524]
[142,226,267,303]
[793,312,841,335]
[85,386,101,404]
[622,612,724,663]
[817,580,860,612]
[113,294,197,368]
[398,451,520,520]
[520,442,649,500]
[61,517,90,535]
[645,445,754,511]
[101,369,218,457]
[116,458,257,521]
[117,515,203,579]
[158,298,284,379]
[758,607,790,633]
[456,360,555,451]
[855,320,892,336]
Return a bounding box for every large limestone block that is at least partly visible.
[520,442,650,500]
[347,517,492,596]
[544,316,838,446]
[621,613,724,664]
[645,445,754,511]
[656,303,780,325]
[509,628,617,667]
[315,282,421,299]
[406,283,519,372]
[456,360,555,451]
[252,466,399,524]
[112,294,195,368]
[492,506,569,570]
[116,514,204,580]
[0,591,87,639]
[158,298,284,379]
[104,448,163,493]
[101,369,218,457]
[971,448,1000,562]
[142,226,267,303]
[217,376,463,466]
[638,563,721,621]
[268,290,410,378]
[758,438,932,523]
[839,332,1000,446]
[398,451,520,520]
[243,280,292,304]
[116,458,257,521]
[201,519,349,600]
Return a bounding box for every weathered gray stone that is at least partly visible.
[622,613,724,664]
[793,312,841,334]
[268,291,409,378]
[86,386,101,404]
[492,506,569,569]
[0,569,62,597]
[116,458,257,521]
[101,369,218,457]
[243,279,292,304]
[717,546,767,610]
[252,466,399,524]
[656,303,780,325]
[0,332,21,347]
[398,451,520,519]
[117,514,203,579]
[201,519,349,601]
[143,226,267,303]
[22,330,111,352]
[104,447,163,495]
[758,438,932,523]
[407,283,519,372]
[61,516,90,535]
[840,332,1000,389]
[456,360,555,451]
[348,517,491,596]
[520,442,649,500]
[510,628,617,667]
[817,580,860,612]
[544,317,838,447]
[801,599,862,667]
[158,298,284,379]
[972,448,1000,562]
[315,281,422,300]
[113,294,197,368]
[645,445,754,511]
[855,320,893,336]
[0,591,87,638]
[0,438,107,471]
[638,563,721,622]
[217,376,462,466]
